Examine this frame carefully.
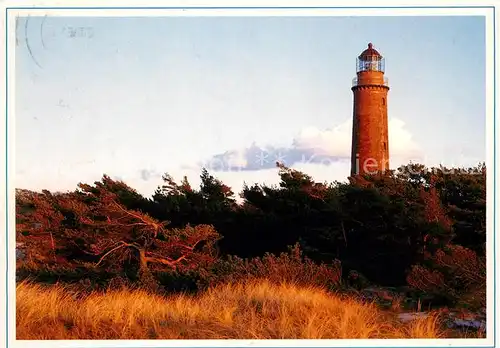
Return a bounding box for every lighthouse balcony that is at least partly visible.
[352,77,389,87]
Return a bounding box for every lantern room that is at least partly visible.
[356,43,385,73]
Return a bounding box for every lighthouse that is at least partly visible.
[350,43,390,176]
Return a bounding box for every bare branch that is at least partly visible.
[95,242,139,266]
[144,254,187,267]
[109,200,158,228]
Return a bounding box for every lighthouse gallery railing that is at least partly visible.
[352,77,389,87]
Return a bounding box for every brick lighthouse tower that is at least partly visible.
[350,43,390,176]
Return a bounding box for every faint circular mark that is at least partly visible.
[40,14,47,49]
[24,15,43,69]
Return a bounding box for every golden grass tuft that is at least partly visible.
[17,279,444,339]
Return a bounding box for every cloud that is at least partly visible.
[199,118,422,173]
[388,119,423,160]
[139,168,161,182]
[201,144,350,173]
[293,119,352,157]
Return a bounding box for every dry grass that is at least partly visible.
[17,279,445,339]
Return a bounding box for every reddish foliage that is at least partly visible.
[407,244,486,309]
[208,244,342,289]
[16,176,221,281]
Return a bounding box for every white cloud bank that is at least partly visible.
[200,117,423,174]
[293,117,422,160]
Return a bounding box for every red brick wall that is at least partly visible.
[351,71,389,176]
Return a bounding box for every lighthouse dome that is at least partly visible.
[358,43,382,59]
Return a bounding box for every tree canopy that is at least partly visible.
[16,162,486,296]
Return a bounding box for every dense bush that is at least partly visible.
[203,244,342,290]
[407,244,486,310]
[150,244,342,294]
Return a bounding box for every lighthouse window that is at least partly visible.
[384,143,387,150]
[382,98,386,105]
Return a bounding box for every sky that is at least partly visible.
[15,15,486,198]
